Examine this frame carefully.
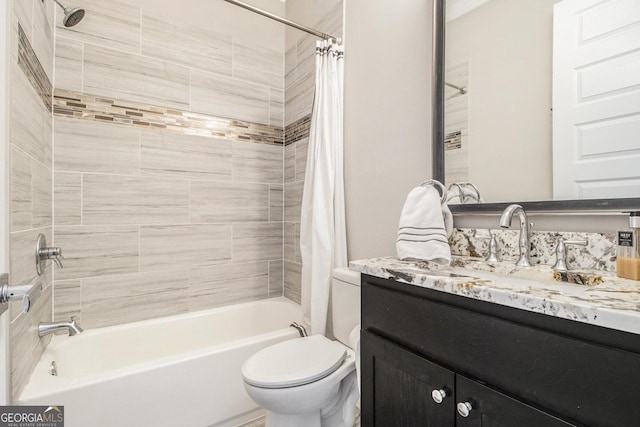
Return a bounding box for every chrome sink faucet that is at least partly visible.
[499,204,532,267]
[38,318,83,337]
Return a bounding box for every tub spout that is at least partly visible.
[38,318,83,337]
[290,322,308,337]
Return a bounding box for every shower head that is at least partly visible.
[62,7,85,27]
[51,0,85,27]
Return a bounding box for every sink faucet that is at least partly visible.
[499,204,532,267]
[38,318,83,337]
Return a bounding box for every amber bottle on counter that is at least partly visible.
[617,212,640,280]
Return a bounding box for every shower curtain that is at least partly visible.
[300,39,346,336]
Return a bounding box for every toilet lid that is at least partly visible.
[242,335,346,388]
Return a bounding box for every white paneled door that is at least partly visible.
[553,0,640,199]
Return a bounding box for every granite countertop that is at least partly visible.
[350,256,640,336]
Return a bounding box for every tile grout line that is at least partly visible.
[281,130,286,295]
[80,171,83,226]
[139,9,142,57]
[51,23,57,317]
[80,40,84,92]
[138,129,142,177]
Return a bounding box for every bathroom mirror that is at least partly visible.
[432,0,640,213]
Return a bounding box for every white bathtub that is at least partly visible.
[20,297,302,427]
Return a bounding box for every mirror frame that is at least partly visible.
[431,0,640,214]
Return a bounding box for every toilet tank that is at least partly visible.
[331,268,361,346]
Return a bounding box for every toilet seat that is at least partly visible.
[242,335,347,389]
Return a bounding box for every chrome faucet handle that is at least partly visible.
[2,285,32,313]
[476,230,502,262]
[0,273,42,314]
[485,233,501,263]
[552,238,587,272]
[42,247,64,268]
[36,233,64,275]
[54,254,64,269]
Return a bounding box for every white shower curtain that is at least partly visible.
[300,39,346,336]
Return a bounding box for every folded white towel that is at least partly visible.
[396,186,452,265]
[442,202,453,238]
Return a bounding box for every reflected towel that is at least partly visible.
[396,186,452,265]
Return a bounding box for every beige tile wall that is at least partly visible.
[52,0,288,330]
[9,0,55,403]
[55,0,284,127]
[283,3,343,303]
[52,119,284,328]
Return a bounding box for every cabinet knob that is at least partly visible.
[431,388,447,404]
[457,401,473,417]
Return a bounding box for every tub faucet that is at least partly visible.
[290,322,308,337]
[38,318,83,337]
[499,204,532,267]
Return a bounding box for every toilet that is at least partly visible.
[242,268,361,427]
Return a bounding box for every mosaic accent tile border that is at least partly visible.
[285,114,312,146]
[53,89,285,146]
[445,131,462,151]
[18,24,52,111]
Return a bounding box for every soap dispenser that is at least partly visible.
[617,212,640,280]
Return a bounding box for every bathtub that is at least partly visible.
[20,297,302,427]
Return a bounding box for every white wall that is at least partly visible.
[343,0,433,260]
[285,0,342,49]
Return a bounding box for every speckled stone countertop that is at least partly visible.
[350,256,640,336]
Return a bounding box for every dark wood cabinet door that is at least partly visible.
[455,375,577,427]
[361,330,455,427]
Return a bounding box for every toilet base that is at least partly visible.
[263,371,358,427]
[266,411,322,427]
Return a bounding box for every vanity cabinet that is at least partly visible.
[361,274,640,427]
[361,330,455,426]
[362,331,572,427]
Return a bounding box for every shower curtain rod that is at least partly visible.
[223,0,338,41]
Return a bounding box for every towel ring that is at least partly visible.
[447,182,481,204]
[420,179,447,204]
[462,182,481,201]
[447,183,466,203]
